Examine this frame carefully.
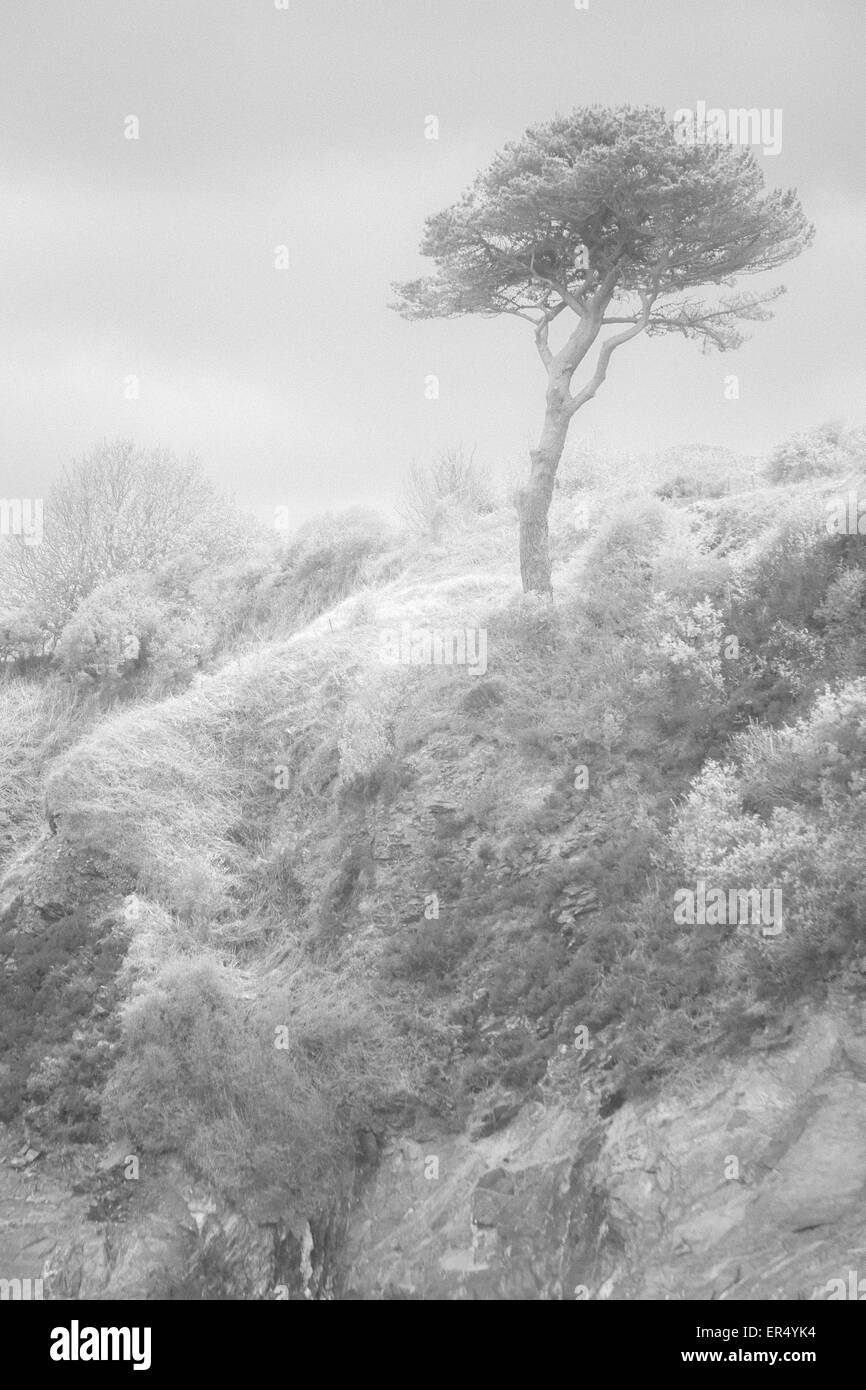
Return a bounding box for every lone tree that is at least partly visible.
[391,106,813,593]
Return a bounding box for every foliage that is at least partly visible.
[0,910,125,1137]
[654,444,747,499]
[765,423,864,484]
[338,669,411,789]
[103,950,409,1214]
[383,916,479,988]
[399,446,496,539]
[664,680,866,1002]
[582,496,668,632]
[392,104,812,350]
[43,629,378,913]
[55,573,162,676]
[11,415,866,1210]
[255,508,400,635]
[0,607,46,663]
[0,440,250,641]
[0,675,97,857]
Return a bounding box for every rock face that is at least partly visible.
[4,999,866,1299]
[3,829,866,1300]
[0,1137,340,1300]
[340,999,866,1301]
[3,790,866,1299]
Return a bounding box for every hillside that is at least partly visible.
[2,428,866,1299]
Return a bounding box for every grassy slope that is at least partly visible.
[7,446,866,1217]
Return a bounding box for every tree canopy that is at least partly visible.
[0,440,250,642]
[392,105,813,354]
[392,105,813,593]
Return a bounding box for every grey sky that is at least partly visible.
[1,0,864,522]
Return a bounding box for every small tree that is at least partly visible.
[0,440,249,640]
[392,105,813,593]
[0,608,45,665]
[54,573,162,677]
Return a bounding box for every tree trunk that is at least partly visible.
[517,398,571,595]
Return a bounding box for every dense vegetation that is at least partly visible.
[2,421,865,1215]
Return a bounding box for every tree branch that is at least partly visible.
[567,289,655,415]
[534,301,567,369]
[476,236,587,315]
[500,306,548,326]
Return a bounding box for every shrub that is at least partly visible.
[638,594,728,698]
[55,574,162,677]
[0,675,96,857]
[103,951,409,1215]
[44,694,237,910]
[554,434,638,498]
[764,423,859,485]
[337,668,411,788]
[382,916,479,987]
[0,608,46,664]
[664,679,866,1004]
[814,568,866,680]
[399,445,495,539]
[736,503,836,632]
[583,496,668,632]
[461,678,506,715]
[0,910,125,1134]
[488,591,562,658]
[653,444,747,500]
[43,628,387,913]
[264,509,398,630]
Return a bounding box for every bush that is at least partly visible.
[263,509,398,630]
[461,678,506,715]
[103,951,408,1215]
[0,608,46,664]
[55,574,162,677]
[43,627,392,913]
[44,692,237,910]
[383,916,479,987]
[0,675,96,857]
[665,679,866,1003]
[654,444,740,500]
[0,910,124,1134]
[554,434,637,498]
[583,496,668,632]
[337,668,411,789]
[764,423,861,485]
[399,446,495,539]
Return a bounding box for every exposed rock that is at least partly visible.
[10,1145,42,1169]
[0,1134,347,1301]
[37,901,70,923]
[340,1001,866,1299]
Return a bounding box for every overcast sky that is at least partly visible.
[1,0,864,522]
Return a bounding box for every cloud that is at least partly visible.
[0,0,864,511]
